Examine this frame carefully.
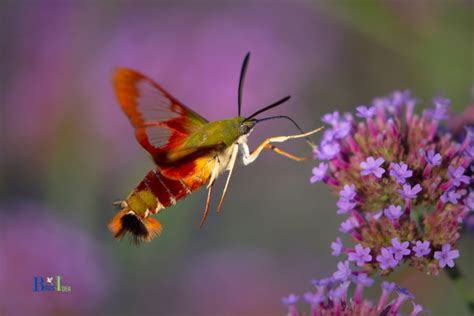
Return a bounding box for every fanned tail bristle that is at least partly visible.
[108,209,162,244]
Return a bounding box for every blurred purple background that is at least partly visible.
[1,1,472,315]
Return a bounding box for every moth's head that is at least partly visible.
[239,118,256,135]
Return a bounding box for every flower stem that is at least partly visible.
[444,266,474,313]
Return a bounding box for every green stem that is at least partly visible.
[445,266,474,313]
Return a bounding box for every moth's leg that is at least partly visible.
[207,156,221,189]
[266,144,309,161]
[200,155,220,227]
[240,143,308,163]
[216,144,239,214]
[241,126,324,165]
[199,182,214,228]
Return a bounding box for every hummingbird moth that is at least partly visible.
[109,52,323,243]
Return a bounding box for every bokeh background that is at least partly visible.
[1,1,473,315]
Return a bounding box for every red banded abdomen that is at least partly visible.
[126,169,206,215]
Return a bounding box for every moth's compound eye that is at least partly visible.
[240,124,250,135]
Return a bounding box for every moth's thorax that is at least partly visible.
[183,118,242,149]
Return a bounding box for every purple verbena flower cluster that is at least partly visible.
[311,91,473,275]
[282,277,422,316]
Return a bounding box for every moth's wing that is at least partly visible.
[113,68,209,166]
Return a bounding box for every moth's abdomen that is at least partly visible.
[129,169,194,214]
[108,169,199,243]
[109,155,215,242]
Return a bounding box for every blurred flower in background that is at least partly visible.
[0,202,111,316]
[3,3,79,161]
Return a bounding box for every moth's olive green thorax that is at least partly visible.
[181,117,256,149]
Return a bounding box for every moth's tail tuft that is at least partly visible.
[108,208,162,244]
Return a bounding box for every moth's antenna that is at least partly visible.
[244,96,291,121]
[255,115,317,149]
[238,52,251,117]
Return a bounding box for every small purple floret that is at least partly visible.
[382,281,397,292]
[331,237,343,256]
[390,238,411,260]
[339,217,358,233]
[425,97,451,121]
[336,199,356,215]
[328,285,346,300]
[360,156,385,178]
[441,189,464,205]
[384,205,402,220]
[373,96,392,109]
[376,247,398,270]
[389,162,413,184]
[340,184,356,201]
[412,240,431,257]
[281,294,299,305]
[433,96,451,108]
[316,141,340,160]
[391,90,413,108]
[333,121,351,139]
[311,277,333,289]
[425,149,442,166]
[397,184,422,199]
[333,260,352,281]
[352,273,374,287]
[348,244,372,267]
[310,163,328,183]
[322,129,336,143]
[322,111,340,126]
[447,165,470,187]
[356,105,377,119]
[425,96,450,121]
[434,243,460,268]
[303,292,323,305]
